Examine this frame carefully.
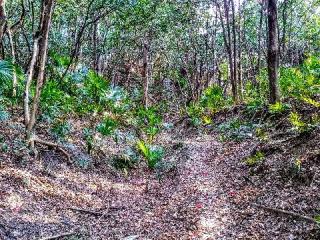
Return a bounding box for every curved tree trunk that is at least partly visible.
[24,0,55,150]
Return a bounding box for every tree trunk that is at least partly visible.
[267,0,280,104]
[0,0,6,59]
[217,0,238,103]
[231,0,238,101]
[142,41,149,108]
[25,0,55,149]
[257,0,264,89]
[7,28,18,97]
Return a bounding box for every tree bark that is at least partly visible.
[25,0,55,148]
[7,28,18,97]
[267,0,280,104]
[216,0,238,103]
[0,0,6,59]
[142,41,149,108]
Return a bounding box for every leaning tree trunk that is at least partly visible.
[267,0,280,104]
[25,0,55,150]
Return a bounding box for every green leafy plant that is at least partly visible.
[255,127,268,141]
[97,117,118,136]
[0,105,10,121]
[136,106,163,139]
[186,103,204,126]
[217,118,256,142]
[245,151,265,166]
[51,120,72,140]
[136,140,164,169]
[268,102,291,115]
[0,60,14,97]
[112,147,139,171]
[41,80,75,120]
[293,158,302,174]
[289,112,308,132]
[83,128,94,154]
[200,85,227,113]
[105,86,131,114]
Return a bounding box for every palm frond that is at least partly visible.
[0,60,14,83]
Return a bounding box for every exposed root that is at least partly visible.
[40,231,77,240]
[252,203,317,223]
[66,207,105,217]
[67,206,125,217]
[33,137,72,164]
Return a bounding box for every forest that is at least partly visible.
[0,0,319,239]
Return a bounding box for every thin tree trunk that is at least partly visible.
[267,0,280,104]
[237,0,243,101]
[142,41,149,108]
[257,0,264,87]
[231,0,238,102]
[216,0,238,102]
[0,0,6,59]
[7,29,18,97]
[25,0,55,148]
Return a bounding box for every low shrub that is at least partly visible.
[136,140,164,169]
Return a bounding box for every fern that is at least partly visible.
[0,60,14,82]
[136,140,164,169]
[0,60,14,97]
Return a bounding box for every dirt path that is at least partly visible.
[0,133,318,239]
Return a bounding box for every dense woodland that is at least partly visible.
[0,0,319,239]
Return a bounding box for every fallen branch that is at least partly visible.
[67,206,125,217]
[33,138,71,163]
[252,203,317,223]
[40,231,76,240]
[67,207,104,216]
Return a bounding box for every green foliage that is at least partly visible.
[136,140,164,169]
[1,142,9,153]
[293,158,302,174]
[97,117,118,136]
[0,60,14,97]
[50,52,71,68]
[200,85,227,113]
[217,118,257,142]
[112,147,139,171]
[41,80,75,121]
[186,103,204,126]
[105,87,131,114]
[75,71,110,113]
[136,106,163,139]
[0,105,10,122]
[268,102,291,115]
[255,127,268,141]
[51,120,72,140]
[289,112,309,132]
[244,81,265,113]
[245,151,265,166]
[280,55,320,99]
[311,114,320,127]
[83,128,94,154]
[301,97,320,108]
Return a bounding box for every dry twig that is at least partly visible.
[252,203,317,223]
[40,231,76,240]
